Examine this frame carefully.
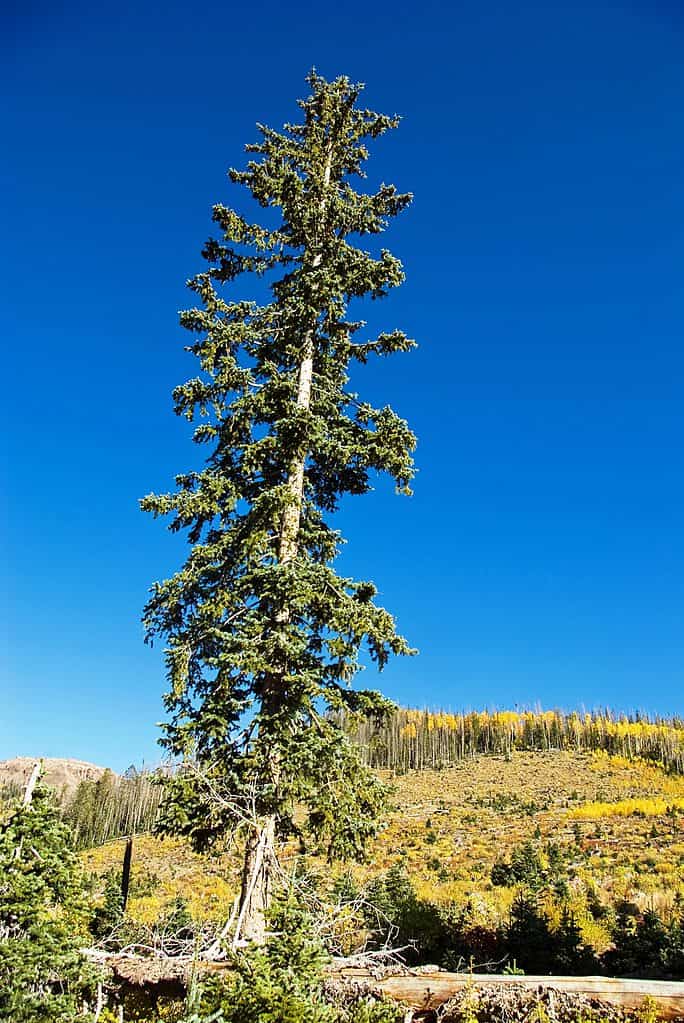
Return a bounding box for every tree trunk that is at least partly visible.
[235,146,333,947]
[121,836,133,912]
[234,815,276,947]
[14,762,41,862]
[22,761,41,806]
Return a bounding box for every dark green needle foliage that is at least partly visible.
[198,897,401,1023]
[0,783,93,1022]
[141,71,416,936]
[90,870,125,941]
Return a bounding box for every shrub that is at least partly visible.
[199,896,400,1023]
[90,869,125,940]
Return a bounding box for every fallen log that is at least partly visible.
[84,951,684,1020]
[351,970,684,1021]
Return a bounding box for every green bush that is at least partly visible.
[200,897,401,1023]
[603,903,684,980]
[90,870,125,940]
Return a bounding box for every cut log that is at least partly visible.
[359,971,684,1021]
[82,952,684,1020]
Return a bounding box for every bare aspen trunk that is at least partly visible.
[235,147,333,947]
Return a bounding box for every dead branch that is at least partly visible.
[22,762,41,806]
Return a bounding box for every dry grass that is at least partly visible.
[83,751,684,946]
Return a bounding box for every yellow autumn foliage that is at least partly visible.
[354,706,684,774]
[570,797,684,819]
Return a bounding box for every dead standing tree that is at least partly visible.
[141,72,417,946]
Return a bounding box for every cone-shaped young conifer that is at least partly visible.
[141,71,417,944]
[0,782,93,1021]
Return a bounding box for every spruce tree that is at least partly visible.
[141,72,416,944]
[0,781,92,1021]
[552,907,596,974]
[505,891,554,974]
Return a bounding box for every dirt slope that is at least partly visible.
[0,756,110,799]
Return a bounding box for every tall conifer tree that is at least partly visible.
[142,72,416,944]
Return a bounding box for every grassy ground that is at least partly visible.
[83,750,684,950]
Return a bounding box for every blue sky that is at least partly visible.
[3,1,683,771]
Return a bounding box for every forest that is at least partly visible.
[347,709,684,775]
[34,706,684,848]
[33,706,684,850]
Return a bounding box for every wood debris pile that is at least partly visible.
[434,984,644,1022]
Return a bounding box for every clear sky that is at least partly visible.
[3,1,683,771]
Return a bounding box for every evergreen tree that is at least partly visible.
[90,870,125,941]
[490,840,548,891]
[142,72,416,944]
[504,891,554,974]
[663,911,684,980]
[0,781,93,1021]
[201,896,400,1023]
[552,907,596,974]
[604,903,670,978]
[205,897,335,1022]
[509,841,545,890]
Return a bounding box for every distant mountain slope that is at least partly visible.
[0,756,110,799]
[83,749,684,940]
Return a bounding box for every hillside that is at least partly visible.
[6,745,679,974]
[82,749,684,960]
[0,756,109,800]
